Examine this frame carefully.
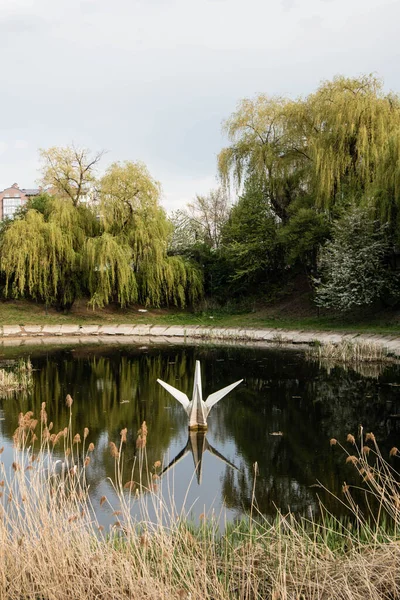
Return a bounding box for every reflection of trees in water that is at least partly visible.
[216,353,400,517]
[310,369,400,440]
[0,345,399,519]
[0,347,199,492]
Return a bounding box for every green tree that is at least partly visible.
[277,197,331,271]
[218,75,400,225]
[39,145,103,206]
[96,161,203,308]
[218,96,307,222]
[0,154,203,311]
[304,75,400,212]
[0,199,90,310]
[168,189,230,301]
[221,176,283,295]
[15,192,53,218]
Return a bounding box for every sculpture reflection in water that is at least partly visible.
[161,429,239,485]
[157,359,242,483]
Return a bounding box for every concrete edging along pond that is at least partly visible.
[0,323,400,355]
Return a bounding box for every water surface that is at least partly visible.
[1,343,399,525]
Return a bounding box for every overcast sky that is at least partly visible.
[0,0,399,211]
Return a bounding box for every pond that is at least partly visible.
[0,343,399,527]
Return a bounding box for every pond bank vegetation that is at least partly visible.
[307,340,396,364]
[0,358,32,397]
[0,399,399,599]
[3,294,400,337]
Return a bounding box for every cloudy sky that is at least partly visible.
[0,0,399,211]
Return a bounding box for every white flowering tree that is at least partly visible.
[314,208,397,311]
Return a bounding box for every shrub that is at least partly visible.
[314,207,398,311]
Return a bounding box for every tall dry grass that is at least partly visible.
[0,399,399,599]
[0,358,32,397]
[307,340,391,364]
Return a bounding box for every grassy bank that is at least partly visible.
[1,298,400,335]
[1,402,399,599]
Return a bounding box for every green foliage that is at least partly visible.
[278,197,331,268]
[6,74,400,314]
[314,207,397,311]
[168,209,204,255]
[0,154,203,310]
[0,207,79,309]
[16,192,53,218]
[84,233,138,308]
[168,190,230,302]
[218,96,307,221]
[211,74,400,305]
[221,176,283,294]
[39,145,103,205]
[218,74,400,224]
[374,130,400,239]
[306,75,400,209]
[99,161,203,308]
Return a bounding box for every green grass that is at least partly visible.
[157,311,400,334]
[1,298,400,335]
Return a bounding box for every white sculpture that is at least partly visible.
[157,360,242,430]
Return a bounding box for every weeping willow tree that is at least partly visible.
[0,152,202,310]
[84,234,138,308]
[218,96,309,222]
[39,145,103,206]
[0,157,202,310]
[374,127,400,231]
[218,75,400,226]
[0,201,84,310]
[87,160,203,308]
[305,75,400,210]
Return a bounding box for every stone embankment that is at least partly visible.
[0,324,400,354]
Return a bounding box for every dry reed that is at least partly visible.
[307,340,392,364]
[0,358,33,397]
[0,403,399,599]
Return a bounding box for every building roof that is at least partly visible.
[0,186,41,196]
[21,189,41,196]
